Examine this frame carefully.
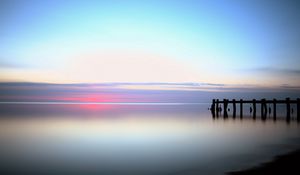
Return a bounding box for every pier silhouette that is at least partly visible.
[210,98,300,122]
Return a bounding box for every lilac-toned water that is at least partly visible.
[0,103,299,175]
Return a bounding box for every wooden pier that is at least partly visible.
[210,98,300,122]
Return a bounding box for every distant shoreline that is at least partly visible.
[227,149,300,175]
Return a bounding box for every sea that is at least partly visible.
[0,102,299,175]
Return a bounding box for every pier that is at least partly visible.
[210,98,300,122]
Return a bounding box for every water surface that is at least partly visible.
[0,103,299,175]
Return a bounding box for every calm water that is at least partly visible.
[0,103,299,175]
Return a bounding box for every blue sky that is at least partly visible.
[1,0,300,86]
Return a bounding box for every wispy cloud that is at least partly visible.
[0,61,18,68]
[0,82,300,104]
[250,67,300,75]
[0,60,29,69]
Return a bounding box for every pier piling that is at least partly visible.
[297,98,300,122]
[211,99,216,118]
[216,99,219,117]
[286,98,291,122]
[223,99,228,118]
[210,98,299,122]
[263,99,267,119]
[232,99,236,118]
[273,99,277,120]
[253,99,256,119]
[240,99,243,118]
[261,99,267,120]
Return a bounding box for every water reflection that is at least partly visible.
[0,103,204,118]
[0,104,299,175]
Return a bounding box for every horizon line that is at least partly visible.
[0,102,208,105]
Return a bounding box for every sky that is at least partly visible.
[1,82,300,104]
[1,0,300,87]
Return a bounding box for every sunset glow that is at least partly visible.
[1,1,300,175]
[1,0,300,87]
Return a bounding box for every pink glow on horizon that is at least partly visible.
[59,94,120,103]
[77,104,114,112]
[0,93,158,103]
